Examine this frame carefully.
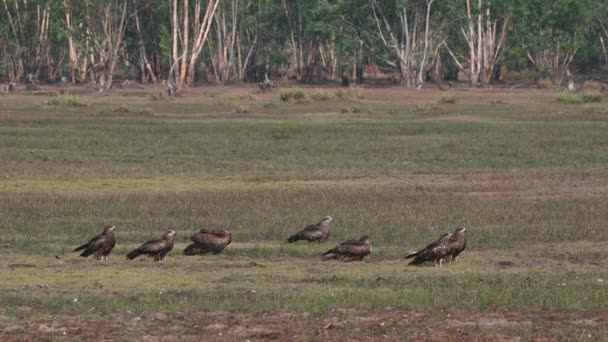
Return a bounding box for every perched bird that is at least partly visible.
[446,227,467,263]
[286,216,333,243]
[322,235,372,262]
[126,230,175,262]
[405,227,467,266]
[183,229,232,255]
[74,225,116,261]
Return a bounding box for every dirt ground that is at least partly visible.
[2,307,607,341]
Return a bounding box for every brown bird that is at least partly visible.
[183,229,232,255]
[405,227,467,266]
[74,225,116,261]
[446,227,467,263]
[322,235,372,262]
[286,216,333,243]
[126,230,175,262]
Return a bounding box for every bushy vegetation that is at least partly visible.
[439,95,458,104]
[280,88,306,102]
[46,95,88,107]
[2,0,605,91]
[556,91,603,104]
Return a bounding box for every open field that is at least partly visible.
[1,85,608,340]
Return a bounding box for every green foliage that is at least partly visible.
[556,91,603,104]
[280,88,306,102]
[46,95,88,107]
[0,0,606,88]
[309,89,332,101]
[439,95,458,104]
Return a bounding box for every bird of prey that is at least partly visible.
[126,230,175,262]
[322,235,372,262]
[405,227,467,266]
[183,229,232,255]
[73,225,116,261]
[286,216,333,243]
[446,227,467,263]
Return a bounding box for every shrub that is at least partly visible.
[581,91,603,103]
[502,68,538,81]
[280,88,306,102]
[347,86,364,99]
[309,89,331,101]
[581,81,604,92]
[439,95,458,104]
[584,105,608,114]
[234,105,249,114]
[536,79,553,89]
[556,91,602,104]
[47,95,88,107]
[111,105,152,115]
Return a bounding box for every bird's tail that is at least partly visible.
[321,248,337,261]
[407,257,424,266]
[404,250,421,259]
[286,234,301,243]
[321,253,335,261]
[126,249,142,260]
[183,244,203,255]
[74,243,88,252]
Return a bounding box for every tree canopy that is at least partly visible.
[0,0,604,89]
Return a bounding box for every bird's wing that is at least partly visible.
[87,234,108,251]
[446,235,464,253]
[300,225,324,239]
[294,224,323,240]
[191,231,229,248]
[137,239,166,253]
[337,241,369,256]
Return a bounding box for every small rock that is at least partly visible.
[204,323,227,332]
[3,325,22,333]
[153,313,168,321]
[37,324,54,333]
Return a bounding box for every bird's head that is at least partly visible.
[454,227,466,235]
[104,225,116,232]
[321,216,333,224]
[165,230,176,239]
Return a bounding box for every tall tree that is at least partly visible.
[514,0,593,86]
[170,0,220,90]
[442,0,511,87]
[370,0,439,88]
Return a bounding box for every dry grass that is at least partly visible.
[537,79,553,89]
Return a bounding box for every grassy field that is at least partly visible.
[1,85,608,340]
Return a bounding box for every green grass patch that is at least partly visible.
[439,95,458,104]
[280,88,306,102]
[556,91,603,104]
[46,95,88,107]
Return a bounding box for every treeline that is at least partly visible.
[0,0,606,91]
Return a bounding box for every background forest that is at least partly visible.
[1,0,607,91]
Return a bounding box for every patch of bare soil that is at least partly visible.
[1,308,606,341]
